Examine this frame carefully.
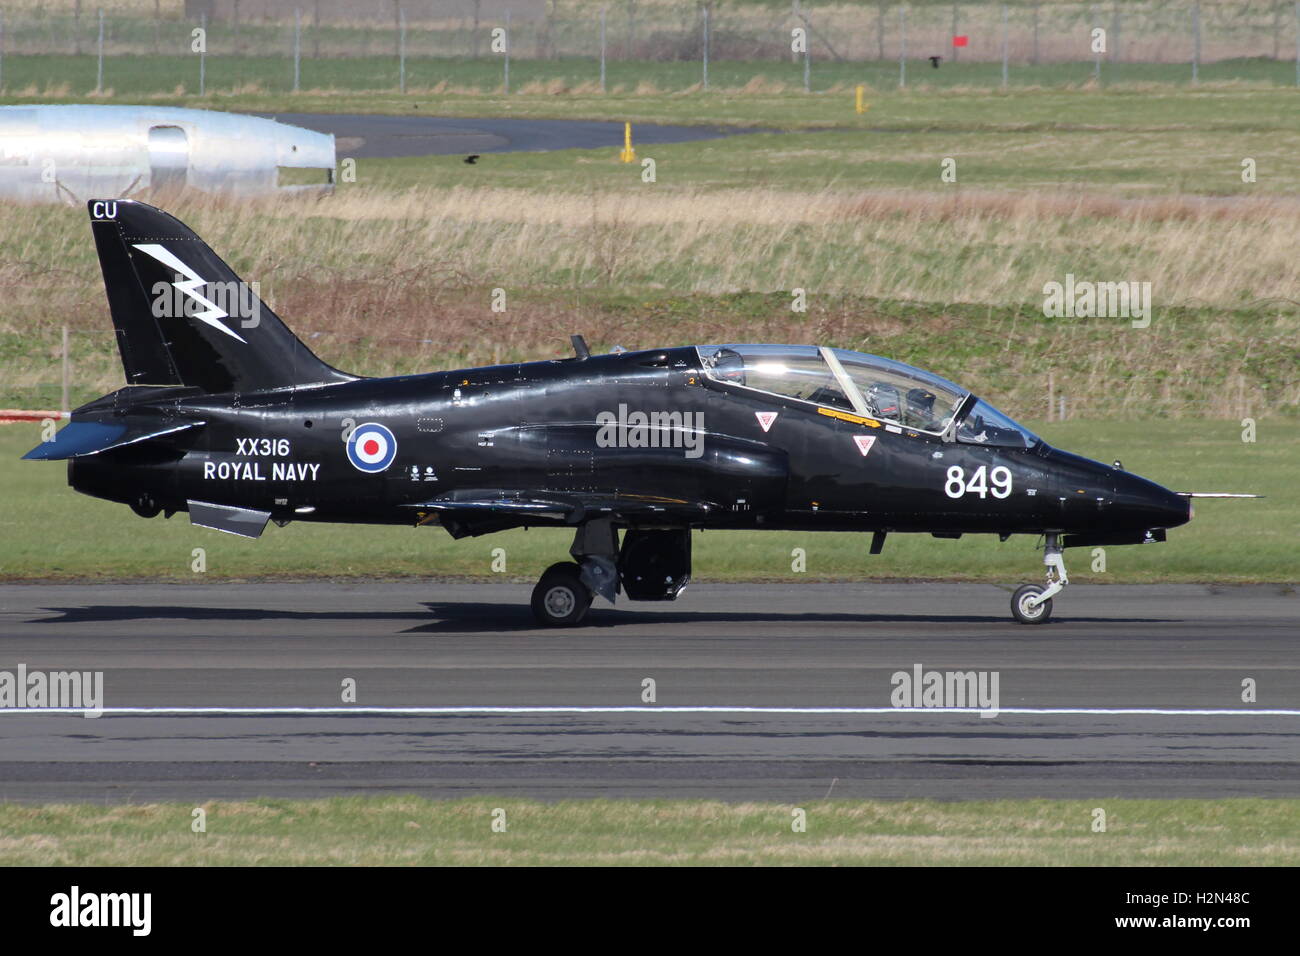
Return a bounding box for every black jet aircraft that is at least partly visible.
[25,200,1213,626]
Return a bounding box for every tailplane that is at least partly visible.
[87,199,354,394]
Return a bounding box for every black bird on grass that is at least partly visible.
[464,154,480,165]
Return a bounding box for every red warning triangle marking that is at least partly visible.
[853,435,876,456]
[755,411,778,432]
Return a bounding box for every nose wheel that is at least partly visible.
[1011,584,1052,624]
[1011,533,1067,624]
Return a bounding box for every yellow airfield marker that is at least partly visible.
[619,122,636,163]
[855,85,869,115]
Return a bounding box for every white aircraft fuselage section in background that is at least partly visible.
[0,104,335,203]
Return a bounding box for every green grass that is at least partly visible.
[2,418,1294,583]
[349,119,1300,195]
[0,796,1294,865]
[6,292,1296,418]
[6,67,1300,198]
[6,54,1300,132]
[4,53,1299,98]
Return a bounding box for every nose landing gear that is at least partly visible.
[1011,532,1068,624]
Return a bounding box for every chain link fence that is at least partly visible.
[0,0,1296,92]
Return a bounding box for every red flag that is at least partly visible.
[952,35,969,48]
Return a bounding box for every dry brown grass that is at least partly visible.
[2,183,1295,417]
[840,189,1300,225]
[6,182,1298,318]
[307,185,1299,310]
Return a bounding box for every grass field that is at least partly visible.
[3,418,1294,583]
[1,62,1296,584]
[6,286,1297,419]
[6,53,1300,99]
[0,790,1294,868]
[4,190,1297,415]
[5,77,1297,420]
[6,57,1300,129]
[0,796,1295,865]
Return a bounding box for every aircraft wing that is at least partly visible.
[406,491,715,530]
[22,419,204,460]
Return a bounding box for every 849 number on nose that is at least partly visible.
[944,465,1012,499]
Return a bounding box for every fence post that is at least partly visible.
[600,6,606,93]
[1091,5,1101,83]
[293,8,301,92]
[803,11,811,92]
[1273,1,1281,61]
[1192,1,1200,84]
[1031,3,1039,65]
[702,5,709,91]
[97,9,104,94]
[399,7,406,93]
[1001,4,1008,87]
[877,2,885,62]
[61,327,70,417]
[199,13,206,95]
[899,5,906,88]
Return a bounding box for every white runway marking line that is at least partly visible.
[1,706,1299,717]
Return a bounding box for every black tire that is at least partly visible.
[1011,584,1052,624]
[130,493,162,519]
[531,562,594,627]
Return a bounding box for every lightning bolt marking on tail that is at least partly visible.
[132,243,248,343]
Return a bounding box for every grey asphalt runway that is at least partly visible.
[252,113,771,157]
[0,580,1297,803]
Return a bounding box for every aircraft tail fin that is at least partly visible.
[86,199,355,394]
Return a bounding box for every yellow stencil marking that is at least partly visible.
[817,407,881,428]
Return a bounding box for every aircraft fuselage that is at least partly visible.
[67,346,1189,541]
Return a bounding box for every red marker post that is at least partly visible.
[951,35,968,72]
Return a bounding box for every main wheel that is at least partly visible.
[1011,584,1052,624]
[130,492,162,519]
[531,562,594,627]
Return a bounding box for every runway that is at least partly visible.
[0,580,1296,802]
[251,113,770,157]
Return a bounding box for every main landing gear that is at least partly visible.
[1011,532,1068,625]
[529,519,619,627]
[529,522,692,627]
[531,562,594,627]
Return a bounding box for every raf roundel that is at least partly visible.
[347,423,398,473]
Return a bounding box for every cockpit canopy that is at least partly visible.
[696,344,1039,449]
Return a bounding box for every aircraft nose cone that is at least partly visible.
[1113,471,1190,530]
